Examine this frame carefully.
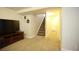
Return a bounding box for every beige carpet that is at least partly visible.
[0,36,60,51]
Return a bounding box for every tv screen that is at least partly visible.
[0,19,20,36]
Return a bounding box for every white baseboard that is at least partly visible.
[61,48,72,51]
[25,34,36,38]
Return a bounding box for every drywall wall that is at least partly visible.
[24,14,45,38]
[23,14,36,38]
[0,7,22,20]
[62,7,79,51]
[46,8,61,40]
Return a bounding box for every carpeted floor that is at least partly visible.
[0,36,60,51]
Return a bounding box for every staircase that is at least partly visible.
[37,17,45,36]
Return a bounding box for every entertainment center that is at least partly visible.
[0,19,24,48]
[0,31,24,48]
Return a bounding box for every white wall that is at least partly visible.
[0,7,22,20]
[62,7,79,51]
[24,14,45,38]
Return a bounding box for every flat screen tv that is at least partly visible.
[0,19,20,36]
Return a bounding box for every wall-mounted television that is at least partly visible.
[0,19,20,36]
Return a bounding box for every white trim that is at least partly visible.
[25,34,36,38]
[61,48,72,51]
